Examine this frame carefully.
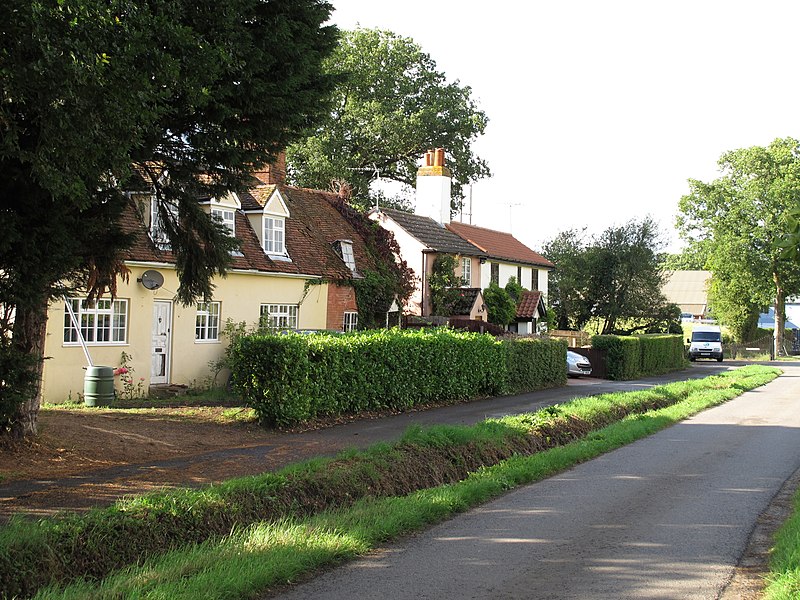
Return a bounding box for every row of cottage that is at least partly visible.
[43,150,554,402]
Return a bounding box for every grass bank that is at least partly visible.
[765,487,800,599]
[2,365,779,600]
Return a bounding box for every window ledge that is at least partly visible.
[63,342,129,348]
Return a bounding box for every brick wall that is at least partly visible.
[326,283,358,331]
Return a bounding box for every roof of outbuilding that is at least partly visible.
[375,208,485,256]
[449,287,483,316]
[516,289,546,320]
[446,221,554,268]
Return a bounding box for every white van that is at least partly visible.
[688,325,723,362]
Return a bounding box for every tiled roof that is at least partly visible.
[376,208,485,256]
[449,287,482,316]
[446,221,554,268]
[516,290,545,319]
[122,183,372,280]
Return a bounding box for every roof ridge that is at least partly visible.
[449,220,512,236]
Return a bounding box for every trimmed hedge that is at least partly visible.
[230,328,567,426]
[592,334,686,380]
[504,337,568,394]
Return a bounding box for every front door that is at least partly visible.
[151,301,172,384]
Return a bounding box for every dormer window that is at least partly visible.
[334,240,357,274]
[151,198,178,250]
[212,208,235,236]
[264,216,285,255]
[212,207,243,257]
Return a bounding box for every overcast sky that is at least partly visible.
[329,0,800,253]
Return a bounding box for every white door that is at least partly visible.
[151,301,172,384]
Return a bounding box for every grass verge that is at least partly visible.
[764,488,800,599]
[3,365,779,600]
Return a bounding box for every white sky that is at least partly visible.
[329,0,800,253]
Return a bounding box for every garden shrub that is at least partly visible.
[592,335,641,380]
[231,328,566,426]
[639,334,685,375]
[504,337,567,394]
[592,334,685,380]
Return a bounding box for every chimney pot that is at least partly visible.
[434,148,445,167]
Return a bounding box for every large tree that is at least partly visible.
[677,137,800,350]
[542,218,676,334]
[286,27,490,211]
[541,228,592,330]
[0,0,338,437]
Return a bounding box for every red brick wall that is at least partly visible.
[326,283,358,331]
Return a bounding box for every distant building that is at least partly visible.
[370,149,553,333]
[662,270,711,320]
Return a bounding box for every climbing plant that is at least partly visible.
[327,197,415,328]
[428,254,461,316]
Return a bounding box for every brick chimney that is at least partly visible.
[253,152,286,185]
[415,148,452,225]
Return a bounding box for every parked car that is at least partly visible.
[567,350,592,377]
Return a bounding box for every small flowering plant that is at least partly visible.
[114,352,146,400]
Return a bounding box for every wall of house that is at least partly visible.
[326,283,358,330]
[41,265,327,403]
[368,212,425,315]
[478,261,549,299]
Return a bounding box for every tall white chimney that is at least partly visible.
[415,148,452,225]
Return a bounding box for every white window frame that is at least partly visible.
[63,298,128,345]
[151,198,178,250]
[259,304,298,331]
[461,257,471,287]
[336,240,357,272]
[211,208,236,236]
[263,216,286,255]
[195,301,221,342]
[212,207,243,257]
[343,311,358,332]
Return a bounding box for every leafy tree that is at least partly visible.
[542,219,674,334]
[0,0,338,437]
[677,137,800,350]
[541,229,592,330]
[661,241,712,271]
[587,218,673,335]
[286,27,490,211]
[483,283,516,327]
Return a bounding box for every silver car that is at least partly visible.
[567,350,592,377]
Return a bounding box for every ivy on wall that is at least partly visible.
[327,197,415,328]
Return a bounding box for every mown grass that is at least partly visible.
[40,402,259,426]
[765,487,800,599]
[15,365,780,600]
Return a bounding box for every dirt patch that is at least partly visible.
[0,406,289,520]
[0,407,266,482]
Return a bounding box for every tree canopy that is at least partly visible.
[542,218,677,335]
[286,27,490,212]
[677,137,800,346]
[0,0,339,437]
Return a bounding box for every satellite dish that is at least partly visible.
[139,270,164,290]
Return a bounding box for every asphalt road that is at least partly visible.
[271,364,800,599]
